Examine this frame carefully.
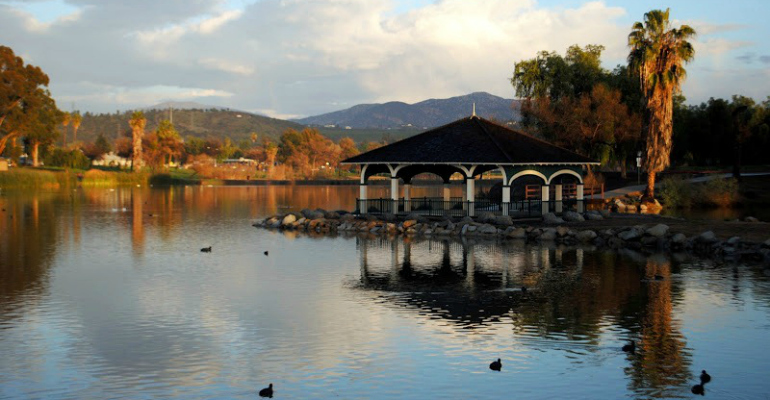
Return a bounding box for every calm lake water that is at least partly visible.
[1,185,769,399]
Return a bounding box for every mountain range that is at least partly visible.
[294,92,520,129]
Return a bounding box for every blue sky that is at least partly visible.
[1,0,768,118]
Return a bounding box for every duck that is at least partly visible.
[622,340,636,354]
[201,246,212,253]
[264,251,269,256]
[259,383,273,398]
[489,358,502,371]
[691,383,705,396]
[700,370,711,384]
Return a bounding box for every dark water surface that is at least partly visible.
[1,186,769,399]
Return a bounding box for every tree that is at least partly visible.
[628,8,695,201]
[82,133,110,163]
[0,46,51,155]
[25,91,61,166]
[61,111,70,147]
[70,111,82,143]
[128,111,146,169]
[155,119,183,166]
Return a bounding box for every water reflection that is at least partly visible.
[354,236,694,397]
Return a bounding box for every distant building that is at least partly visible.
[92,152,131,168]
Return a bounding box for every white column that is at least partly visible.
[555,184,563,213]
[577,183,585,213]
[466,177,475,217]
[403,183,412,212]
[502,185,511,216]
[443,183,451,211]
[390,177,399,214]
[359,183,368,214]
[541,184,550,215]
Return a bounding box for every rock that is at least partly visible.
[645,224,669,238]
[493,215,513,226]
[543,212,565,224]
[641,236,660,247]
[477,212,496,224]
[599,229,615,237]
[281,214,297,225]
[540,228,557,241]
[479,224,497,234]
[672,233,687,245]
[403,219,418,228]
[460,216,474,224]
[744,216,759,222]
[584,211,603,220]
[467,225,478,233]
[618,228,642,241]
[576,230,597,242]
[461,224,469,236]
[599,209,611,218]
[508,227,527,239]
[614,199,627,209]
[726,236,741,246]
[562,211,585,222]
[323,211,340,219]
[607,237,623,248]
[762,238,770,248]
[556,226,570,237]
[698,231,718,243]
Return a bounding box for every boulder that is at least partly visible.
[618,228,642,241]
[477,212,496,224]
[576,230,597,242]
[726,236,741,246]
[762,238,770,248]
[281,214,297,226]
[460,216,474,224]
[698,231,718,243]
[745,216,759,223]
[403,219,418,228]
[584,211,603,220]
[562,211,585,222]
[461,224,470,236]
[494,215,513,226]
[641,236,660,247]
[340,213,356,222]
[671,233,687,245]
[508,227,527,239]
[479,224,497,234]
[556,226,570,237]
[645,224,669,238]
[543,212,565,224]
[539,228,557,241]
[599,209,612,218]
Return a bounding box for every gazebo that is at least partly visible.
[341,114,599,218]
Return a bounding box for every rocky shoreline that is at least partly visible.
[253,209,770,264]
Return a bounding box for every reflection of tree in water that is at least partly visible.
[0,192,60,322]
[356,237,652,342]
[626,255,692,398]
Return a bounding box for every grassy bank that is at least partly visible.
[0,167,202,189]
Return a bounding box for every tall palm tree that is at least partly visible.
[61,111,70,147]
[128,111,146,169]
[71,111,82,143]
[628,8,695,201]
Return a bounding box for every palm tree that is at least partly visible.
[61,111,70,147]
[628,8,695,201]
[71,111,82,143]
[128,111,146,169]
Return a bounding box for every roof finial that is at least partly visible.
[472,102,476,117]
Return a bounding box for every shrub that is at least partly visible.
[695,177,739,207]
[44,148,90,169]
[657,176,693,208]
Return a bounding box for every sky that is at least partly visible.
[1,0,768,119]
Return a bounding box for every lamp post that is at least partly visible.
[636,151,642,185]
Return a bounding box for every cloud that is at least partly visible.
[1,0,767,118]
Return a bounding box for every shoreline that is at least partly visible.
[254,209,770,264]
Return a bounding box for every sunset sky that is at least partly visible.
[1,0,768,118]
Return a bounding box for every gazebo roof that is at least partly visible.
[342,115,598,166]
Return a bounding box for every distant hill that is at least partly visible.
[294,92,521,129]
[144,101,234,112]
[75,108,305,144]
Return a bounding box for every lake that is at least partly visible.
[1,185,769,399]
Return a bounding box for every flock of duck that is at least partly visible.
[624,340,712,396]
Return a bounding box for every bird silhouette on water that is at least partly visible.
[691,383,705,396]
[200,246,212,253]
[259,383,273,398]
[489,358,502,371]
[264,251,269,256]
[700,370,711,385]
[622,340,636,354]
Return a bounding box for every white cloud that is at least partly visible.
[0,0,767,117]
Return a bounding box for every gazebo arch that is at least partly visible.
[342,115,598,218]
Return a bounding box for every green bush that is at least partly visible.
[695,177,739,207]
[657,177,693,208]
[43,148,90,170]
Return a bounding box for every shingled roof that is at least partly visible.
[342,115,598,165]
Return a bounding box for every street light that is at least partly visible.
[636,151,642,185]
